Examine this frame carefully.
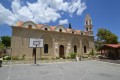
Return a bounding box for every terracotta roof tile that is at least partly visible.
[50,26,56,31]
[36,24,44,29]
[66,28,71,32]
[15,21,84,34]
[75,30,81,34]
[105,44,120,48]
[16,21,24,27]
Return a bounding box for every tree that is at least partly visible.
[0,38,4,49]
[0,42,4,49]
[1,36,11,48]
[97,28,118,44]
[69,23,72,29]
[96,28,118,50]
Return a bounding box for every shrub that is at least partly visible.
[3,56,11,60]
[82,55,89,58]
[21,54,26,60]
[66,56,70,59]
[89,49,95,56]
[12,55,19,60]
[69,53,77,59]
[56,57,59,59]
[88,49,95,58]
[0,43,4,49]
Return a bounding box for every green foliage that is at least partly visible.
[0,43,4,49]
[3,56,11,60]
[97,28,118,44]
[96,28,118,50]
[21,54,26,60]
[1,36,11,48]
[66,56,70,59]
[56,57,59,59]
[69,53,77,59]
[82,55,89,58]
[89,49,95,56]
[12,55,19,60]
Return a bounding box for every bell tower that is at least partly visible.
[85,14,93,36]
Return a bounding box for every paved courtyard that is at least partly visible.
[0,60,120,80]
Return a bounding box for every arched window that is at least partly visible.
[86,21,88,25]
[72,31,74,34]
[84,46,87,53]
[90,27,92,31]
[59,29,62,32]
[90,20,92,25]
[86,27,88,31]
[28,25,32,29]
[45,28,48,30]
[44,44,48,53]
[74,45,77,53]
[81,32,83,35]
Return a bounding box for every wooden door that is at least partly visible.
[59,45,64,58]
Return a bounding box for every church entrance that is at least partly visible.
[59,45,64,58]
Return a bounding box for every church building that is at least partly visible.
[11,14,95,59]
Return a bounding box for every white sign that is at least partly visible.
[29,38,43,48]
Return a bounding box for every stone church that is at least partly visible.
[11,14,95,59]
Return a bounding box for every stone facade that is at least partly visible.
[11,14,95,59]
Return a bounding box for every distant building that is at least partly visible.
[100,44,120,60]
[11,14,95,59]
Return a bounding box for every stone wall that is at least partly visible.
[11,27,94,59]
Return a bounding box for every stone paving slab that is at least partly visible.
[0,60,120,80]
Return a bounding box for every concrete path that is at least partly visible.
[0,60,120,80]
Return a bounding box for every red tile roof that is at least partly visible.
[16,21,23,27]
[75,30,81,34]
[49,26,56,31]
[105,44,120,48]
[36,24,44,29]
[66,28,71,32]
[16,21,83,34]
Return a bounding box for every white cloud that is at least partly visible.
[59,19,68,25]
[11,0,34,22]
[27,2,61,23]
[68,0,87,15]
[77,2,87,15]
[0,0,87,25]
[39,0,87,15]
[0,4,17,25]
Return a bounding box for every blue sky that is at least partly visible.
[0,0,120,41]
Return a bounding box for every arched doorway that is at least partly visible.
[59,45,64,58]
[84,46,87,53]
[74,45,77,53]
[71,37,79,54]
[44,44,48,53]
[82,38,89,54]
